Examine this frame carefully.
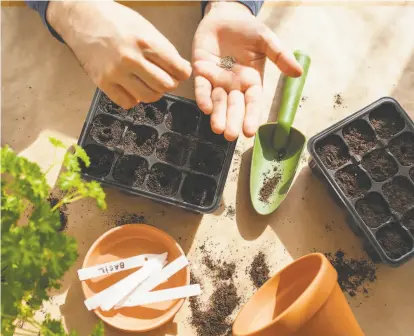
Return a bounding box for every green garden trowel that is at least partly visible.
[250,51,311,215]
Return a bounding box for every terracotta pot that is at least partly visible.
[232,253,364,336]
[82,224,189,333]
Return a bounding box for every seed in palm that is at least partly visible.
[219,56,236,71]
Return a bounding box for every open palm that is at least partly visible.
[193,3,302,141]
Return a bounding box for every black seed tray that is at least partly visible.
[308,97,414,266]
[78,89,236,213]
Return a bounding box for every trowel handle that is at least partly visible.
[273,51,311,151]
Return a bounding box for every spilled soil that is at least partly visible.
[189,252,240,336]
[115,212,146,226]
[325,250,377,297]
[249,252,270,288]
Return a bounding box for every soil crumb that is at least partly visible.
[219,56,236,71]
[259,169,281,203]
[325,250,377,297]
[115,212,146,226]
[49,197,68,231]
[334,93,344,107]
[226,205,236,218]
[249,252,270,288]
[202,256,236,281]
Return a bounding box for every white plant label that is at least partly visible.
[78,253,164,281]
[122,285,201,307]
[84,253,167,311]
[118,255,189,308]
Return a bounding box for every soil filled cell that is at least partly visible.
[376,223,413,259]
[146,163,181,196]
[132,99,167,126]
[388,132,414,166]
[335,165,371,198]
[90,115,124,147]
[402,209,414,236]
[383,177,414,214]
[343,120,376,156]
[99,93,129,117]
[165,102,200,135]
[369,103,405,139]
[199,115,228,146]
[124,125,157,156]
[361,149,398,182]
[181,174,216,207]
[190,143,225,175]
[81,145,114,177]
[156,133,190,166]
[315,135,350,169]
[355,193,392,228]
[113,155,148,187]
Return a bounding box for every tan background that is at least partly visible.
[2,2,414,336]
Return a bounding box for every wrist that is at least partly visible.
[204,1,253,16]
[46,1,74,39]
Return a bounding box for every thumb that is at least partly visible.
[260,27,303,77]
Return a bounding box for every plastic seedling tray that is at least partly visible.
[78,89,236,214]
[308,97,414,266]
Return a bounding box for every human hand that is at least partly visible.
[192,2,302,141]
[47,1,192,109]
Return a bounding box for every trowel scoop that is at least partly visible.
[250,51,311,215]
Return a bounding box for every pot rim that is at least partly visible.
[233,253,337,336]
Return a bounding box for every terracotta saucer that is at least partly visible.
[81,224,189,332]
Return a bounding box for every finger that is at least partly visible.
[144,40,192,81]
[119,75,162,103]
[195,76,213,114]
[211,87,227,134]
[124,55,179,93]
[243,85,263,137]
[193,60,239,91]
[225,90,245,141]
[100,84,138,109]
[260,27,302,77]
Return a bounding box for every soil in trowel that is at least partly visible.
[325,250,377,297]
[249,252,270,288]
[259,168,281,203]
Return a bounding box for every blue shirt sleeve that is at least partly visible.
[25,0,65,43]
[26,1,265,43]
[201,1,264,16]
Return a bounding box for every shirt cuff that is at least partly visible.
[201,1,264,16]
[25,0,65,43]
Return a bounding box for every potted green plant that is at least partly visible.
[1,138,106,336]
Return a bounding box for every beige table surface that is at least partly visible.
[2,2,414,336]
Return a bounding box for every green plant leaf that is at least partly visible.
[49,137,66,149]
[1,139,106,336]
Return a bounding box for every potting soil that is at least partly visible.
[249,252,270,288]
[325,250,377,297]
[259,169,281,204]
